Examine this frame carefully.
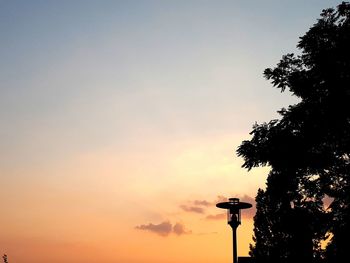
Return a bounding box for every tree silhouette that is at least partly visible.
[238,2,350,263]
[2,254,8,263]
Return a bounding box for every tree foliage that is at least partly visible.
[237,2,350,263]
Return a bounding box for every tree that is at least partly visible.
[237,2,350,263]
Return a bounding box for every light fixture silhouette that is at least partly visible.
[216,198,252,263]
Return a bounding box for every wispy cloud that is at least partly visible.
[193,200,211,206]
[136,221,191,236]
[240,194,255,205]
[179,199,211,214]
[135,221,173,236]
[180,205,205,214]
[205,213,226,220]
[239,195,256,219]
[214,195,228,204]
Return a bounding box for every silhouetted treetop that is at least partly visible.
[264,2,350,100]
[238,2,350,171]
[237,2,350,263]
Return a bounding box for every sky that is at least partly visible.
[0,1,340,262]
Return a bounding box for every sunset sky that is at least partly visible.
[0,1,340,262]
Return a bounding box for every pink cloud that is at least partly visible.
[180,205,205,214]
[173,223,192,235]
[136,221,192,236]
[205,213,226,220]
[193,200,211,206]
[135,221,172,236]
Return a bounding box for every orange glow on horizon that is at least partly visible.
[1,133,264,263]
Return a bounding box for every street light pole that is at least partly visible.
[216,198,252,263]
[232,225,237,263]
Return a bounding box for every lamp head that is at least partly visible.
[216,197,252,227]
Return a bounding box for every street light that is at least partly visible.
[216,198,252,263]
